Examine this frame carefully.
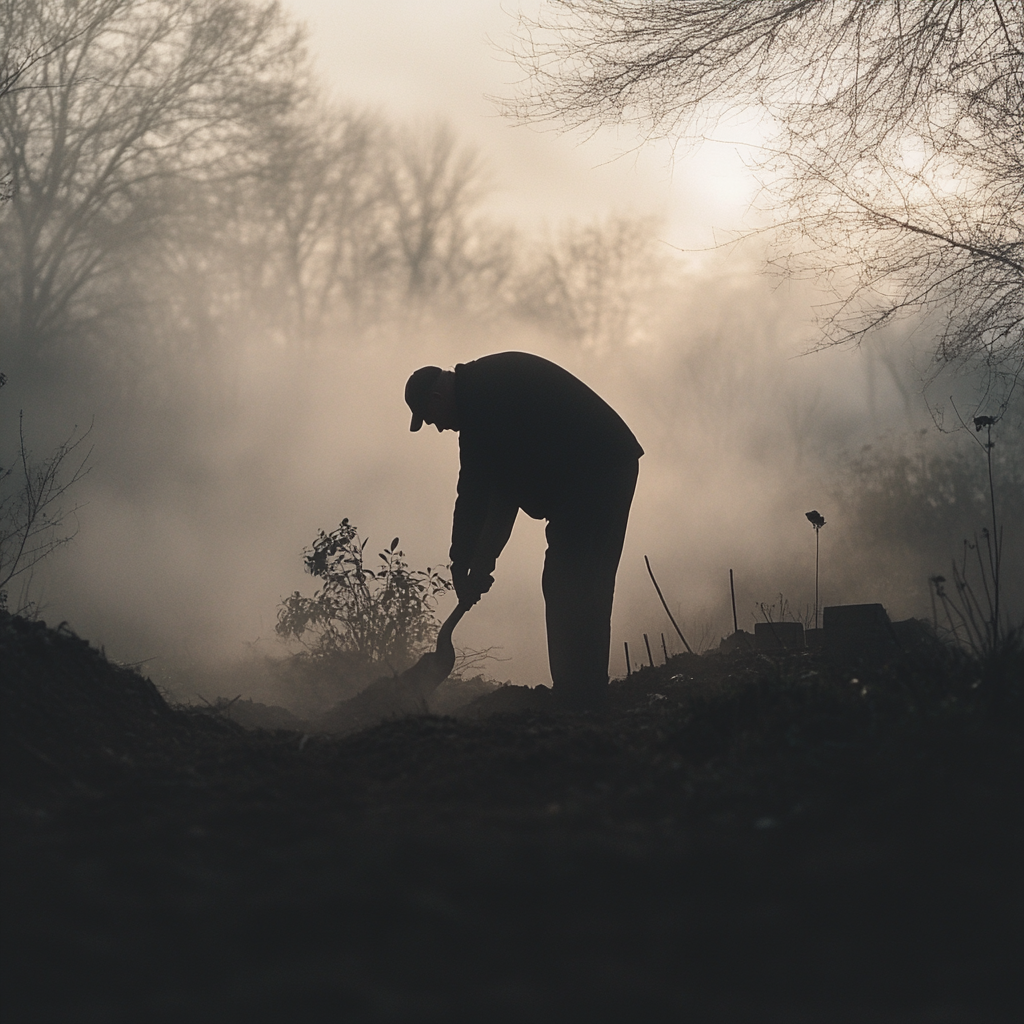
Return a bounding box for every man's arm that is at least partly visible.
[469,490,518,575]
[450,438,517,605]
[450,436,489,576]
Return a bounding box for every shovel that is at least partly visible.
[309,598,473,737]
[396,601,471,695]
[310,602,472,734]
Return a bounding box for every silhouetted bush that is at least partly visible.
[276,518,451,683]
[830,420,1024,624]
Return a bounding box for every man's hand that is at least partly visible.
[454,569,493,607]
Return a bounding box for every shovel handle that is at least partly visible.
[436,602,471,651]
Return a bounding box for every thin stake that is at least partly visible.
[806,511,826,630]
[624,641,631,676]
[983,421,1001,645]
[643,633,654,667]
[661,632,669,663]
[815,527,820,630]
[729,569,738,634]
[644,555,694,654]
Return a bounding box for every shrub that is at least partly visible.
[276,519,451,676]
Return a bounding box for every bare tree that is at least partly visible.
[279,108,391,340]
[381,120,513,315]
[383,121,483,299]
[156,100,389,348]
[0,0,305,359]
[514,214,666,350]
[0,0,62,204]
[145,111,508,350]
[511,1,1023,386]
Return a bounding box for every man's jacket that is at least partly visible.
[450,352,643,578]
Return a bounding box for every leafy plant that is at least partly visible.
[276,519,452,674]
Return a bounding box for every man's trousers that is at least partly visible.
[542,458,639,711]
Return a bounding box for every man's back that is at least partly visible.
[455,352,642,519]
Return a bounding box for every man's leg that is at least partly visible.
[542,459,638,710]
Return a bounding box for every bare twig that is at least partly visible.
[644,555,693,654]
[0,411,93,612]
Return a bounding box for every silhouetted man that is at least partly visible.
[405,352,643,711]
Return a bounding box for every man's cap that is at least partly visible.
[405,366,443,431]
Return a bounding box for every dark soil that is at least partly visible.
[2,611,1022,1022]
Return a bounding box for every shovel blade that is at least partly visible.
[396,602,468,693]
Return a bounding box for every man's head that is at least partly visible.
[405,366,459,432]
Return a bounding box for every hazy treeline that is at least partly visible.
[2,0,1019,690]
[0,0,663,390]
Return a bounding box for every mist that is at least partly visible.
[13,264,1017,700]
[3,0,1020,707]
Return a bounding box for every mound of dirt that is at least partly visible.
[305,670,507,735]
[1,613,194,801]
[428,673,501,716]
[454,681,555,718]
[308,671,434,734]
[214,697,305,731]
[2,611,1022,1023]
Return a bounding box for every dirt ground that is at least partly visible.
[2,611,1022,1022]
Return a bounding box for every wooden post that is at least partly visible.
[730,568,738,635]
[624,641,631,676]
[661,632,668,663]
[643,633,654,667]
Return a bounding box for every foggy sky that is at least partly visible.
[283,0,764,249]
